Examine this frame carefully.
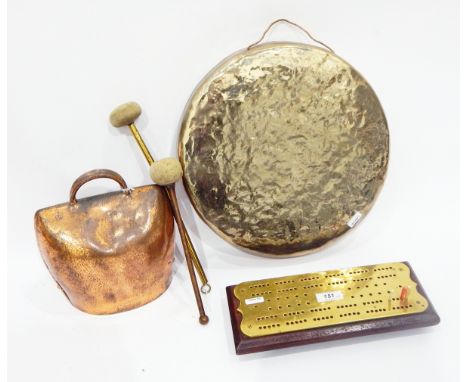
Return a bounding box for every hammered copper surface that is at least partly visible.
[179,42,389,256]
[35,185,174,314]
[233,262,428,337]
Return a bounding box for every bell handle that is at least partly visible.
[69,169,129,205]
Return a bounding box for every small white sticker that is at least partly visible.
[347,212,362,228]
[245,296,265,305]
[316,291,344,303]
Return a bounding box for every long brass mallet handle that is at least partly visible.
[110,102,209,324]
[164,183,208,325]
[109,102,210,291]
[126,122,210,293]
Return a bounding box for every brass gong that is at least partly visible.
[179,40,389,256]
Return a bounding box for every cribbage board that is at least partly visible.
[226,262,439,354]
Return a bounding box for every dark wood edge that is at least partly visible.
[226,261,440,355]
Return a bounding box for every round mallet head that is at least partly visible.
[109,102,142,127]
[150,158,183,185]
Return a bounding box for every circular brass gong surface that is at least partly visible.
[179,42,389,256]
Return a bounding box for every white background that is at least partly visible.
[7,1,459,381]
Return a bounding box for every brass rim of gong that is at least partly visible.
[178,42,389,257]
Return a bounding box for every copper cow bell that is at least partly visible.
[34,169,175,314]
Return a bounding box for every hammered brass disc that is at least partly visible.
[233,262,428,338]
[179,42,389,256]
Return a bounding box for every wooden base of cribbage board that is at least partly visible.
[226,262,439,355]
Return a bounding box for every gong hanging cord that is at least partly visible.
[247,18,334,53]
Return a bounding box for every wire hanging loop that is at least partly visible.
[247,18,334,53]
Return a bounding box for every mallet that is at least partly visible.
[110,101,209,325]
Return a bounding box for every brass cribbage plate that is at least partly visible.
[179,42,389,256]
[233,262,428,338]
